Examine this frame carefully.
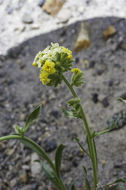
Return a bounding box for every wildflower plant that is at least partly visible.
[0,43,125,190]
[33,43,73,86]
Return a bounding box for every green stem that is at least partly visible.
[62,75,98,190]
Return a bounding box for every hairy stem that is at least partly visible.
[62,74,98,190]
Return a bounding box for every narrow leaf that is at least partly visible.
[86,136,92,158]
[118,97,126,104]
[68,98,80,106]
[20,136,55,171]
[92,120,116,138]
[92,138,98,171]
[42,163,61,189]
[62,108,76,118]
[71,184,76,190]
[15,125,24,135]
[74,137,90,157]
[119,184,125,190]
[55,144,65,177]
[101,179,125,189]
[0,134,55,171]
[83,166,91,190]
[23,105,41,133]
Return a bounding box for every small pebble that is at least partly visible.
[6,6,13,14]
[72,159,78,167]
[108,80,113,87]
[114,63,121,68]
[121,43,126,51]
[50,109,60,118]
[92,93,98,103]
[101,97,109,108]
[38,0,45,7]
[103,25,116,39]
[57,9,72,23]
[31,153,41,176]
[75,57,80,64]
[22,13,33,24]
[31,25,40,30]
[19,171,28,183]
[43,138,57,152]
[89,60,96,68]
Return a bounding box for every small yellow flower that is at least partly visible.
[40,59,43,64]
[62,47,72,55]
[68,54,72,59]
[40,71,50,85]
[42,60,56,74]
[71,68,82,74]
[32,62,38,67]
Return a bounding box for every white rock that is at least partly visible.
[1,0,126,55]
[57,8,72,23]
[31,153,41,177]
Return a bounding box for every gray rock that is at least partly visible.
[42,138,57,152]
[101,97,109,108]
[15,0,26,10]
[107,110,126,130]
[22,13,33,24]
[21,184,38,190]
[6,6,13,14]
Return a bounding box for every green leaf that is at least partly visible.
[42,163,61,189]
[119,184,126,190]
[68,98,80,106]
[0,134,55,171]
[62,108,81,119]
[92,120,116,138]
[118,97,126,104]
[83,166,91,190]
[15,125,24,135]
[71,72,84,87]
[101,179,126,189]
[62,108,76,118]
[92,138,98,171]
[74,137,90,157]
[86,136,92,158]
[55,144,65,177]
[23,105,41,133]
[20,136,55,171]
[71,184,76,190]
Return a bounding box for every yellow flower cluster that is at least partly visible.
[40,71,50,85]
[71,68,82,74]
[62,47,72,59]
[42,60,56,74]
[33,43,74,86]
[40,60,56,85]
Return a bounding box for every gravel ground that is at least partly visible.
[0,17,126,190]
